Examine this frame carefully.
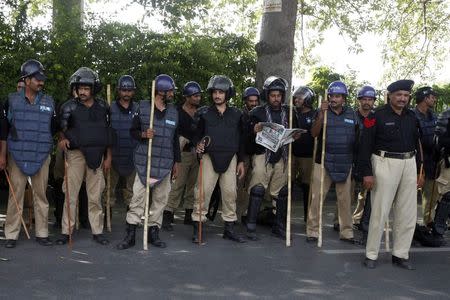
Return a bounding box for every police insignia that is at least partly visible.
[364,117,376,128]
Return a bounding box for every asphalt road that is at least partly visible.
[0,194,449,299]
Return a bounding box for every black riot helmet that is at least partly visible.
[293,86,315,108]
[117,75,136,90]
[206,75,235,100]
[71,67,102,94]
[20,59,46,81]
[263,76,288,103]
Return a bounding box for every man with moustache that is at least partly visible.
[117,74,180,249]
[56,67,114,245]
[292,86,316,222]
[306,81,358,244]
[413,86,438,226]
[108,75,139,211]
[162,81,202,231]
[236,87,260,222]
[246,77,300,241]
[3,59,57,248]
[191,75,246,244]
[360,80,423,269]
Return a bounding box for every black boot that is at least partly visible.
[432,193,450,237]
[116,223,137,250]
[184,209,193,225]
[93,234,109,245]
[272,186,288,239]
[148,226,166,248]
[246,185,264,241]
[55,234,70,245]
[162,210,174,231]
[223,221,246,243]
[301,184,310,222]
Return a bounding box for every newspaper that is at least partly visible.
[255,122,306,152]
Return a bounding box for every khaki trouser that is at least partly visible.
[248,154,288,198]
[292,156,313,185]
[366,154,417,260]
[106,168,135,207]
[4,155,51,240]
[61,150,106,235]
[165,150,198,212]
[421,178,439,225]
[126,174,171,227]
[236,156,251,219]
[307,163,354,239]
[192,154,238,222]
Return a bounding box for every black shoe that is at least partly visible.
[363,257,377,269]
[306,236,318,243]
[36,237,53,246]
[333,223,340,232]
[162,211,174,231]
[5,239,16,248]
[246,230,259,241]
[93,234,109,245]
[56,234,70,245]
[392,255,415,270]
[148,226,166,248]
[184,209,193,225]
[340,237,356,244]
[223,222,246,243]
[116,223,137,250]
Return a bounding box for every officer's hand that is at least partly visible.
[320,101,329,112]
[142,129,155,139]
[236,162,245,180]
[417,173,425,189]
[293,131,302,140]
[254,123,263,133]
[58,138,70,151]
[196,141,205,154]
[0,155,6,171]
[363,176,375,190]
[172,162,179,181]
[103,157,112,173]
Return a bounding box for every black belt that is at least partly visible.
[375,150,415,159]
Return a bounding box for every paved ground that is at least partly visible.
[0,192,449,299]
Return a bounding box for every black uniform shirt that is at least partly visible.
[177,105,197,150]
[358,104,421,177]
[293,108,315,158]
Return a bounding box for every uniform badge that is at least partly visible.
[364,117,376,128]
[166,120,176,126]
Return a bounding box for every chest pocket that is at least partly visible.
[384,122,399,138]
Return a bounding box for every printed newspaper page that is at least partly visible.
[255,122,306,152]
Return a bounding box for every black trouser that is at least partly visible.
[360,191,371,233]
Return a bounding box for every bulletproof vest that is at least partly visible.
[7,92,54,176]
[293,109,315,157]
[201,106,242,173]
[134,101,178,186]
[324,107,356,182]
[414,108,437,179]
[110,101,138,176]
[65,99,115,170]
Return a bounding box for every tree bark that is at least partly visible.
[255,0,298,92]
[52,0,84,31]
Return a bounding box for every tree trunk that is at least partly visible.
[52,0,84,30]
[255,0,297,92]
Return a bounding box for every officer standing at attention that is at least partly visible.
[360,80,424,269]
[413,86,438,226]
[292,86,316,222]
[191,75,246,244]
[56,67,114,245]
[117,74,180,249]
[108,75,139,210]
[307,81,358,244]
[3,59,57,248]
[162,81,202,231]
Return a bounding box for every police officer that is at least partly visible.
[162,81,202,231]
[307,81,358,244]
[108,75,139,210]
[352,86,376,244]
[236,87,260,222]
[56,67,114,245]
[3,59,57,248]
[117,74,180,249]
[430,106,450,245]
[360,80,423,269]
[246,77,300,241]
[292,86,316,222]
[414,86,438,226]
[191,75,246,244]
